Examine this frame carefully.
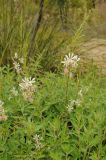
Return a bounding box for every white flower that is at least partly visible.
[61,53,80,68]
[12,53,24,73]
[67,105,74,113]
[19,77,36,102]
[67,100,76,113]
[33,134,43,150]
[33,134,41,142]
[13,61,21,73]
[19,77,35,91]
[67,99,81,113]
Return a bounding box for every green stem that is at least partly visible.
[65,68,70,105]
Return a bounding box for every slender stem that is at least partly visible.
[65,75,69,104]
[65,68,70,105]
[27,0,44,62]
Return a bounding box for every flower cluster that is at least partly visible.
[61,53,80,68]
[67,86,90,113]
[19,77,36,102]
[0,100,7,121]
[13,52,24,74]
[33,134,43,150]
[67,99,81,113]
[61,53,80,77]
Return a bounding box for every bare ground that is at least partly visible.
[80,38,106,74]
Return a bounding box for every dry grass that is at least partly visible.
[86,3,106,39]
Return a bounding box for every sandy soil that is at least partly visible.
[80,38,106,74]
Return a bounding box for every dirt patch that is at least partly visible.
[80,38,106,74]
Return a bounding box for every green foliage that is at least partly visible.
[0,66,106,160]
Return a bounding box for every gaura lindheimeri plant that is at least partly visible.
[61,53,80,104]
[61,53,80,77]
[12,52,24,74]
[61,53,80,68]
[0,100,8,121]
[19,77,36,102]
[13,61,21,74]
[33,134,43,150]
[67,87,90,113]
[67,99,81,113]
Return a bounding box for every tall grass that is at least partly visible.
[0,0,89,72]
